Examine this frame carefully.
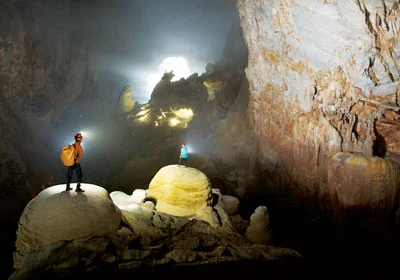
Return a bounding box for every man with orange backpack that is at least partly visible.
[66,133,84,192]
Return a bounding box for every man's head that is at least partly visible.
[181,142,186,146]
[75,133,83,142]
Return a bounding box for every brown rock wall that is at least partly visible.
[238,0,400,217]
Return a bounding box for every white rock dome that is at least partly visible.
[14,183,121,269]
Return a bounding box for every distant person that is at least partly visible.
[178,141,188,167]
[66,133,84,192]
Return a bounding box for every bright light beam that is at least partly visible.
[158,57,191,81]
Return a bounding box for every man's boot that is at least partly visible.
[66,184,72,191]
[76,183,84,192]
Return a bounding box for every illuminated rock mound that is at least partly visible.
[13,184,122,269]
[147,165,213,217]
[328,152,400,214]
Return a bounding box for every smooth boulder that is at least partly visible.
[13,183,121,269]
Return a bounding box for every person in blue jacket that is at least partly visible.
[178,142,189,167]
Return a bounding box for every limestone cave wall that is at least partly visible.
[237,0,400,222]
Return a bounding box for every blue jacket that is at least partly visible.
[180,146,188,158]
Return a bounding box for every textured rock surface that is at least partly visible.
[116,85,135,114]
[328,152,400,214]
[220,194,240,215]
[245,206,272,245]
[10,174,301,279]
[147,165,213,217]
[13,184,122,269]
[9,220,302,280]
[237,0,400,214]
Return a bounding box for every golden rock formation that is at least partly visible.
[147,165,213,217]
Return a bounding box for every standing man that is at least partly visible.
[66,133,84,192]
[178,141,188,167]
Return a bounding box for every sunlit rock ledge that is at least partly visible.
[10,165,296,279]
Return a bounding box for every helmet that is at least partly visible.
[181,142,186,146]
[75,133,83,141]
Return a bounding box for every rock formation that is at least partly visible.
[147,165,213,217]
[10,167,301,279]
[116,85,135,114]
[245,206,272,245]
[327,152,400,223]
[237,0,400,224]
[13,184,122,269]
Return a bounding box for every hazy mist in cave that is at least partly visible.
[68,0,238,103]
[43,0,239,187]
[2,2,241,276]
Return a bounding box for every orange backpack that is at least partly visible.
[60,144,75,166]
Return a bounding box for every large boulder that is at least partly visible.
[13,183,121,269]
[146,165,213,217]
[328,152,400,219]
